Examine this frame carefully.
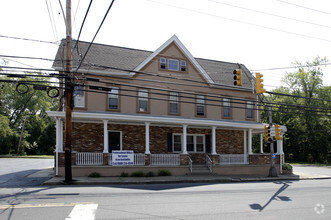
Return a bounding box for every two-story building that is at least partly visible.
[47,35,284,176]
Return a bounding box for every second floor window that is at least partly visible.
[196,95,205,116]
[108,87,119,110]
[138,89,148,112]
[247,101,254,119]
[223,98,231,118]
[169,92,179,114]
[74,85,85,108]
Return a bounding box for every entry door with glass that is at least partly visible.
[109,131,121,152]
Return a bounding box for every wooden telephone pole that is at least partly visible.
[64,0,73,183]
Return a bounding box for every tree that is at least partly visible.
[0,71,58,155]
[262,57,331,163]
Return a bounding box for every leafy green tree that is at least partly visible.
[0,70,58,155]
[261,57,331,163]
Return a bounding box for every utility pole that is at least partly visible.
[64,0,73,183]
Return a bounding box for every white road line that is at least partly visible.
[65,204,98,220]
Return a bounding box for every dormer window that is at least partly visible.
[168,59,179,71]
[181,60,186,71]
[160,57,166,69]
[160,57,187,72]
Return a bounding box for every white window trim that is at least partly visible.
[247,101,254,119]
[172,133,205,153]
[168,59,179,71]
[223,98,231,117]
[196,95,205,116]
[108,87,119,110]
[74,85,85,108]
[169,92,179,114]
[138,89,148,112]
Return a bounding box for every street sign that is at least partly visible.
[272,153,276,159]
[270,127,276,137]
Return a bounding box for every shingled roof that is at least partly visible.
[53,38,254,90]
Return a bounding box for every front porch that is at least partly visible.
[54,151,282,176]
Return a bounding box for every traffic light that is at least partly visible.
[256,72,266,94]
[233,69,242,86]
[264,125,269,142]
[275,124,282,140]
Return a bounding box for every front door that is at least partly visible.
[109,131,121,152]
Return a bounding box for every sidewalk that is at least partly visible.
[42,171,331,186]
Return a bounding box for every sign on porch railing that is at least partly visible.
[112,150,134,166]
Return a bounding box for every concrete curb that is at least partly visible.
[42,174,331,186]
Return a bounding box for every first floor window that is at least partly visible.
[74,85,85,108]
[247,101,254,119]
[196,95,205,116]
[108,87,119,109]
[169,92,179,114]
[173,134,205,153]
[223,98,231,118]
[138,89,148,112]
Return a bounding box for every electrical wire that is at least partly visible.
[75,0,116,72]
[0,35,59,45]
[276,0,331,16]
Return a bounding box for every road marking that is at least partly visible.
[0,202,94,209]
[65,204,98,220]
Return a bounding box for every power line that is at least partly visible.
[147,0,331,43]
[45,0,59,42]
[267,91,331,102]
[276,0,331,16]
[75,0,116,72]
[251,62,331,71]
[0,35,59,45]
[75,0,93,44]
[208,0,331,29]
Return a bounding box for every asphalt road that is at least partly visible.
[0,158,53,187]
[0,179,330,219]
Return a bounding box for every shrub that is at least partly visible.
[283,163,293,171]
[131,171,145,177]
[158,169,171,176]
[145,171,155,177]
[120,172,129,177]
[88,172,101,178]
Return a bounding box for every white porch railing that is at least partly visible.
[108,153,145,166]
[220,154,249,165]
[76,152,103,165]
[206,155,212,173]
[188,157,193,173]
[150,154,180,166]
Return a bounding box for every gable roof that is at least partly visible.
[53,36,254,90]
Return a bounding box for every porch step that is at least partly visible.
[191,164,212,175]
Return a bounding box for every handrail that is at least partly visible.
[188,156,193,173]
[206,155,212,173]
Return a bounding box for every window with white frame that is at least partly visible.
[196,95,205,116]
[74,85,85,108]
[181,60,187,72]
[173,134,205,153]
[108,87,119,110]
[138,89,148,112]
[169,92,179,114]
[247,101,254,119]
[168,59,179,71]
[223,98,231,118]
[160,57,166,69]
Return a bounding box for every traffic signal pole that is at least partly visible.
[64,0,73,183]
[268,102,277,177]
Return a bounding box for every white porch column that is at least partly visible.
[55,117,60,153]
[277,139,283,154]
[103,120,109,153]
[260,134,264,153]
[244,130,247,164]
[182,124,188,154]
[145,122,151,154]
[211,126,217,155]
[59,119,63,152]
[248,129,253,155]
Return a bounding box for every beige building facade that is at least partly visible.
[48,35,284,177]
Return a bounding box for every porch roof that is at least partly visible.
[47,111,266,132]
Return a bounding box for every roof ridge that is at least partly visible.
[195,57,240,65]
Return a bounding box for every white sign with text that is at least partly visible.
[112,151,134,166]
